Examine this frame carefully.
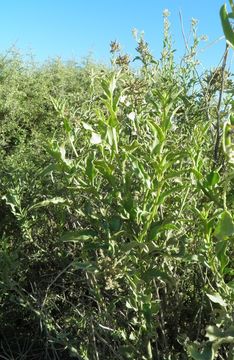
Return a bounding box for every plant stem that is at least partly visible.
[214,44,229,165]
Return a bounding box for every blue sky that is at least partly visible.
[0,0,232,70]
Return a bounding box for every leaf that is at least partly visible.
[82,122,93,131]
[205,326,224,342]
[147,119,165,143]
[61,229,97,242]
[204,171,220,188]
[142,268,174,285]
[119,345,135,358]
[227,280,234,290]
[68,346,80,359]
[95,160,116,185]
[108,74,117,95]
[206,292,227,307]
[148,222,177,240]
[207,325,234,340]
[106,127,119,153]
[214,211,234,240]
[106,126,113,146]
[37,164,57,177]
[101,79,111,98]
[187,342,214,360]
[123,140,140,154]
[28,197,66,211]
[215,240,229,273]
[112,127,119,153]
[109,216,122,232]
[157,186,182,205]
[2,193,20,213]
[220,4,234,48]
[72,261,97,272]
[63,117,72,134]
[86,155,96,183]
[191,168,203,181]
[126,300,137,311]
[230,0,234,14]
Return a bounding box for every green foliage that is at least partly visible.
[0,11,234,360]
[220,1,234,48]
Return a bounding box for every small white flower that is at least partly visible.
[127,112,136,121]
[90,132,102,144]
[163,9,170,17]
[120,95,131,107]
[120,95,127,103]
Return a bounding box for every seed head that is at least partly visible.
[110,40,121,54]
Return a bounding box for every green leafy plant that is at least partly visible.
[0,10,233,360]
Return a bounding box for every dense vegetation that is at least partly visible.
[0,9,234,360]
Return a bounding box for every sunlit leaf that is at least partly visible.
[214,211,234,240]
[28,197,66,211]
[61,229,98,242]
[206,292,227,307]
[220,4,234,48]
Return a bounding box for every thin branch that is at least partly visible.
[214,44,229,164]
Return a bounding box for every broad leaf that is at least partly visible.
[214,211,234,240]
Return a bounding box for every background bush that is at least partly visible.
[0,12,234,360]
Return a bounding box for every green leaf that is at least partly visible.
[148,119,165,142]
[148,222,177,240]
[214,211,234,240]
[86,156,96,184]
[158,186,182,205]
[101,79,111,98]
[220,4,234,48]
[37,164,58,177]
[95,160,116,186]
[28,197,66,211]
[204,171,220,188]
[187,342,214,360]
[63,117,72,134]
[61,229,98,242]
[109,216,122,232]
[119,345,135,358]
[142,268,174,285]
[106,126,113,146]
[112,127,119,153]
[72,261,97,272]
[205,325,234,342]
[2,193,20,213]
[215,240,229,273]
[227,280,234,290]
[108,74,117,95]
[229,0,234,14]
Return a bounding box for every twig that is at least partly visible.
[214,44,229,164]
[94,330,124,360]
[42,262,73,308]
[179,11,212,126]
[91,318,100,360]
